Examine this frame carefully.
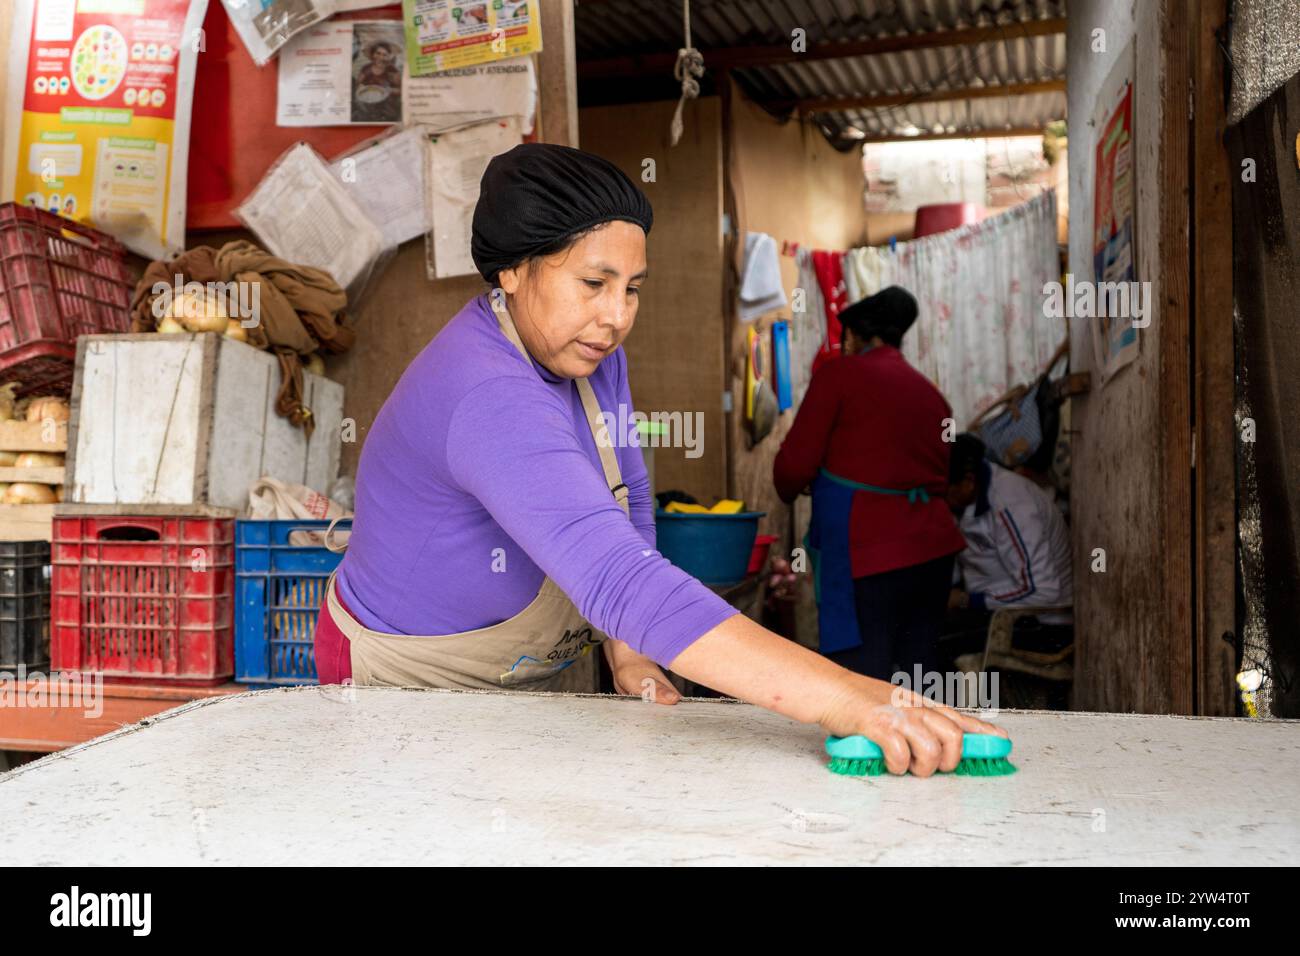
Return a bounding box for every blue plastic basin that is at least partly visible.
[654,511,766,586]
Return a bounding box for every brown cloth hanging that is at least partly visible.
[130,240,355,438]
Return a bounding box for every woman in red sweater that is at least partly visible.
[774,286,965,681]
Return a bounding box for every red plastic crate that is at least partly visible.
[52,514,235,685]
[0,203,133,396]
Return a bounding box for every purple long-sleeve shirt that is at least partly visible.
[335,293,738,666]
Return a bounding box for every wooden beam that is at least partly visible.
[851,125,1045,144]
[1189,0,1237,715]
[791,79,1066,115]
[537,0,579,146]
[1159,0,1195,715]
[578,17,1067,79]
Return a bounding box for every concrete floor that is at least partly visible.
[1,686,1296,865]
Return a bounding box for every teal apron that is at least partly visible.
[806,468,934,654]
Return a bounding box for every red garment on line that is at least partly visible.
[811,249,848,376]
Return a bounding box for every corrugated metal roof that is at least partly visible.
[576,0,1068,143]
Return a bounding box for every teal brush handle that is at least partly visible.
[825,732,1012,759]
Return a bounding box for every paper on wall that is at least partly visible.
[401,55,536,134]
[235,142,386,293]
[221,0,334,67]
[425,118,521,279]
[329,126,429,248]
[1089,39,1139,385]
[278,20,405,126]
[402,0,542,76]
[2,0,209,260]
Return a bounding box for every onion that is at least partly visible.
[224,319,249,343]
[0,452,16,466]
[171,291,228,333]
[54,484,64,502]
[3,482,56,504]
[304,353,325,376]
[157,315,186,334]
[0,382,19,422]
[26,397,70,423]
[14,452,64,468]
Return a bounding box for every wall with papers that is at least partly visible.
[187,2,407,228]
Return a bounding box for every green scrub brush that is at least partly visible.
[825,733,1017,777]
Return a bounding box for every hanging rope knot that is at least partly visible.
[669,47,704,146]
[674,47,705,96]
[669,0,704,146]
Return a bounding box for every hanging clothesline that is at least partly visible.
[778,190,1063,427]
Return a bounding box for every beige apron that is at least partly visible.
[321,298,629,693]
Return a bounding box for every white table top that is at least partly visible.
[2,686,1296,865]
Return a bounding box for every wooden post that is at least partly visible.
[536,0,579,147]
[1190,0,1237,715]
[1158,0,1194,714]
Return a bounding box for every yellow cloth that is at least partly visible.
[664,499,745,515]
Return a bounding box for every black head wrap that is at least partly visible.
[839,285,919,346]
[471,143,653,284]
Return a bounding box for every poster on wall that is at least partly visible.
[424,117,521,279]
[401,0,542,76]
[401,54,536,134]
[278,20,406,126]
[2,0,209,260]
[1090,40,1139,383]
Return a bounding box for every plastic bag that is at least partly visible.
[235,142,392,304]
[221,0,334,67]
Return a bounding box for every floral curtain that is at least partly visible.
[842,190,1064,427]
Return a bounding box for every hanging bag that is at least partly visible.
[968,340,1069,468]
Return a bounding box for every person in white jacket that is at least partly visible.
[946,434,1073,622]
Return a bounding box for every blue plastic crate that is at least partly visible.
[235,519,350,686]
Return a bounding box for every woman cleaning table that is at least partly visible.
[313,143,1004,775]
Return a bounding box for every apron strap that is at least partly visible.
[324,515,350,553]
[819,467,934,505]
[575,377,629,515]
[491,294,629,515]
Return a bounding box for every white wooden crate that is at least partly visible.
[66,334,344,510]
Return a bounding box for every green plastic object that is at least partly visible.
[824,733,1017,777]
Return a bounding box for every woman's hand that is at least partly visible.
[669,613,1009,775]
[603,639,681,705]
[818,671,1006,776]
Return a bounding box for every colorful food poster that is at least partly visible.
[1090,41,1138,383]
[2,0,209,259]
[278,20,406,126]
[402,0,542,76]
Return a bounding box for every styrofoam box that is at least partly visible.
[66,334,343,509]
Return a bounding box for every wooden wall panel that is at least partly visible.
[579,97,727,502]
[1066,0,1193,713]
[726,82,867,547]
